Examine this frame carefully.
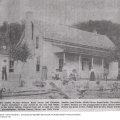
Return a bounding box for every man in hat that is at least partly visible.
[2,60,7,81]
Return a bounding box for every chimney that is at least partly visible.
[25,11,34,51]
[25,11,33,22]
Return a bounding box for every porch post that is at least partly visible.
[63,52,66,64]
[92,57,94,68]
[102,58,104,79]
[79,55,82,76]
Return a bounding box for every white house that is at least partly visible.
[0,11,118,81]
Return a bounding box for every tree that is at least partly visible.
[73,20,120,49]
[0,21,9,47]
[9,44,31,87]
[0,21,25,50]
[0,21,8,33]
[8,22,25,46]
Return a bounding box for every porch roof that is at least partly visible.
[54,44,113,58]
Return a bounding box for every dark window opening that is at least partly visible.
[36,36,39,49]
[82,57,91,71]
[36,65,40,72]
[104,63,109,69]
[59,59,63,72]
[36,56,40,72]
[31,22,34,40]
[104,59,109,69]
[9,60,14,72]
[119,61,120,68]
[82,61,84,71]
[89,61,92,70]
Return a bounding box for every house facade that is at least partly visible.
[18,11,117,80]
[1,12,118,81]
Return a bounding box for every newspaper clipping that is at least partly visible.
[0,0,120,113]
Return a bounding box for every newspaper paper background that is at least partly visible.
[0,0,120,111]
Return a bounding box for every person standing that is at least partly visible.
[69,69,78,81]
[90,67,95,81]
[55,69,60,80]
[2,60,7,81]
[104,67,109,81]
[41,66,48,81]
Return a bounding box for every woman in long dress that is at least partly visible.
[41,66,48,81]
[90,67,95,81]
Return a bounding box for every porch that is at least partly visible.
[56,52,105,80]
[51,42,119,80]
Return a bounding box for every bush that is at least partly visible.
[33,81,46,88]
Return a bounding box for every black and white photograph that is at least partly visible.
[0,0,120,100]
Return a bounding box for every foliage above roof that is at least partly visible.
[73,20,120,49]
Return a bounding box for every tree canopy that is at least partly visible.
[10,44,30,63]
[8,22,25,46]
[73,20,120,49]
[0,21,25,48]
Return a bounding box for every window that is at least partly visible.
[36,36,39,49]
[82,58,91,71]
[89,61,92,70]
[82,61,84,71]
[36,56,40,71]
[105,63,109,69]
[59,59,63,72]
[104,59,109,69]
[31,22,34,40]
[9,60,14,72]
[119,61,120,69]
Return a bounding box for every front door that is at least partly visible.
[81,58,90,79]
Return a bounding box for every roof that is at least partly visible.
[36,21,116,51]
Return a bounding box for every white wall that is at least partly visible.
[23,17,119,81]
[42,41,62,78]
[108,61,118,79]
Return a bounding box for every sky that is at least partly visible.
[0,0,120,25]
